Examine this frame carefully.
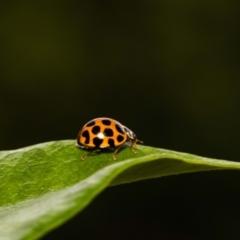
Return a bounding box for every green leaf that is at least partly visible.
[0,140,240,240]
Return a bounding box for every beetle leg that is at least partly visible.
[81,149,101,160]
[131,140,137,153]
[113,146,122,160]
[131,139,143,153]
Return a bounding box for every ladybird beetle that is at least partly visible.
[76,117,143,160]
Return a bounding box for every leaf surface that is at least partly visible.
[0,140,239,240]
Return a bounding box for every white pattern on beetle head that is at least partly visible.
[97,132,105,139]
[124,126,136,140]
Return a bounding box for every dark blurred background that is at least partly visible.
[1,1,240,239]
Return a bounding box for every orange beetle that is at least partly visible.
[76,117,143,160]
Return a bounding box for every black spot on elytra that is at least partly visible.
[93,137,103,147]
[82,130,90,144]
[117,135,124,143]
[115,124,125,134]
[92,125,100,134]
[86,121,95,127]
[103,128,113,137]
[102,119,111,126]
[108,138,115,148]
